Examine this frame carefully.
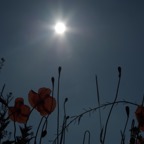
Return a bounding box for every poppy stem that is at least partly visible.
[0,84,5,98]
[26,106,35,125]
[13,121,16,142]
[59,98,68,144]
[121,106,130,144]
[51,77,55,98]
[82,130,91,144]
[102,67,122,144]
[57,66,62,144]
[34,116,45,144]
[39,116,49,144]
[121,117,129,144]
[95,75,102,131]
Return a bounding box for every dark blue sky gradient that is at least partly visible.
[0,1,144,143]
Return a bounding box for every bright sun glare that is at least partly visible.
[54,22,66,35]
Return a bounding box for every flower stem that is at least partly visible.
[82,130,91,144]
[14,121,16,142]
[102,67,122,144]
[95,75,102,130]
[57,66,61,144]
[34,116,45,144]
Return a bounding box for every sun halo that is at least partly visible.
[54,22,66,35]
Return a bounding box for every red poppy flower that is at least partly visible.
[28,87,56,116]
[135,106,144,131]
[8,98,31,123]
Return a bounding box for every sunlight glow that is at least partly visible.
[54,22,66,35]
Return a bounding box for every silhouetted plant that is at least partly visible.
[0,82,13,143]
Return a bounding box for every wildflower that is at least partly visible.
[28,87,56,116]
[135,106,144,131]
[8,98,30,123]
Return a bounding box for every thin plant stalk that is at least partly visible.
[39,116,48,144]
[0,84,5,98]
[95,75,102,130]
[34,116,45,144]
[82,130,91,144]
[57,66,61,144]
[62,101,68,144]
[121,106,130,144]
[121,117,129,144]
[60,98,68,144]
[102,67,121,144]
[13,120,16,142]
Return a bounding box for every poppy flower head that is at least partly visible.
[135,106,144,131]
[38,87,51,98]
[28,87,56,116]
[36,96,56,116]
[8,97,31,123]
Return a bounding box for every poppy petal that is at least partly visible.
[15,97,24,108]
[35,97,56,116]
[44,96,56,113]
[9,98,31,123]
[16,105,31,123]
[28,90,39,107]
[36,105,49,116]
[38,87,51,99]
[20,105,31,116]
[16,115,28,123]
[15,97,24,103]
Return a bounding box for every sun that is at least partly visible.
[54,22,66,35]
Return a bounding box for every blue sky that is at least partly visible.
[0,0,144,143]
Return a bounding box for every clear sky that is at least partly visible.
[0,0,144,144]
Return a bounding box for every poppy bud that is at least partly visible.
[9,92,12,95]
[66,116,69,119]
[1,58,5,62]
[125,106,130,117]
[118,66,121,77]
[65,98,68,103]
[41,130,47,137]
[58,66,62,75]
[51,77,55,85]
